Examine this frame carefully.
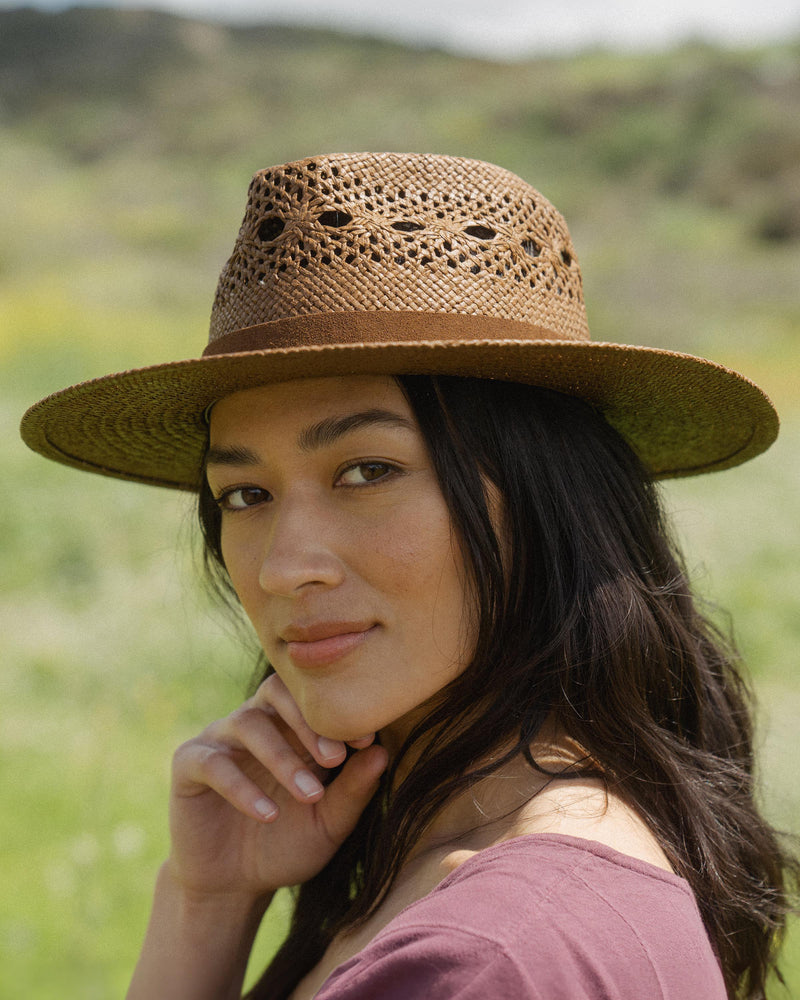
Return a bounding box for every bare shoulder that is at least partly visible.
[512,777,674,873]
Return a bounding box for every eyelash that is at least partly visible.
[212,461,399,512]
[337,460,397,487]
[213,485,270,512]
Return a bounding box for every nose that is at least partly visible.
[257,493,346,596]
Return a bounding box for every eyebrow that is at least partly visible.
[297,409,415,452]
[205,443,261,468]
[205,408,415,469]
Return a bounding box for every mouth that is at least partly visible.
[280,621,377,668]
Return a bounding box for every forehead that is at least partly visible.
[208,375,412,441]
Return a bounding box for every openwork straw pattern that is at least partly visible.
[20,152,779,489]
[210,153,587,345]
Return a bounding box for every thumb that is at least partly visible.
[320,744,389,845]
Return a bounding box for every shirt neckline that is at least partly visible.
[433,831,691,895]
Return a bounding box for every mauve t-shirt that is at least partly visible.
[314,834,726,999]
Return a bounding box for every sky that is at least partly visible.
[6,0,800,58]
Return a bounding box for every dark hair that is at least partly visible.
[198,375,797,1000]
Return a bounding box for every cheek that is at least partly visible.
[381,509,473,645]
[219,528,261,610]
[378,507,450,584]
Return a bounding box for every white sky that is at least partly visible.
[6,0,800,57]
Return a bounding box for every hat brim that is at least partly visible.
[20,337,778,490]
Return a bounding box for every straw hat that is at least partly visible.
[20,151,778,490]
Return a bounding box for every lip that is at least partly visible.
[281,621,377,668]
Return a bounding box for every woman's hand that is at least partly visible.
[128,674,387,999]
[166,673,389,902]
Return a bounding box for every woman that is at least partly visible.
[21,152,796,999]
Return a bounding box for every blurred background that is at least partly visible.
[1,2,799,996]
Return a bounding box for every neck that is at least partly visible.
[382,715,590,860]
[414,756,553,857]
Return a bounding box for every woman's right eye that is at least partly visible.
[215,486,271,511]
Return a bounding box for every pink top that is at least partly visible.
[314,834,726,999]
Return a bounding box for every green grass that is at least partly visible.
[2,13,799,994]
[2,383,290,996]
[663,421,800,994]
[3,183,799,1000]
[4,361,799,996]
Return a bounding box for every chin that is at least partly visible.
[305,699,403,744]
[302,703,380,743]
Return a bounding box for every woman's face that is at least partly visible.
[206,375,475,744]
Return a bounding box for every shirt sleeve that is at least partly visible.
[310,836,727,1000]
[313,923,545,1000]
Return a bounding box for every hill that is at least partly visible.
[2,6,799,384]
[1,9,799,999]
[2,6,799,242]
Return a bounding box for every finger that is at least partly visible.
[217,705,329,804]
[173,742,279,823]
[174,704,325,810]
[251,675,353,767]
[346,734,376,749]
[320,744,389,845]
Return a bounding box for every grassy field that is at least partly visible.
[1,10,799,997]
[4,355,798,999]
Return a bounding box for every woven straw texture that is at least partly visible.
[210,152,588,345]
[20,152,779,490]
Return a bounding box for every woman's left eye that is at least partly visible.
[337,462,395,486]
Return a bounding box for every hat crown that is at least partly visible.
[209,152,589,345]
[21,151,778,490]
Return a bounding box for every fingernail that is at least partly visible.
[254,798,277,819]
[295,770,324,799]
[317,737,345,760]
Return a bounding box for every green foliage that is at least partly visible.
[1,8,798,996]
[2,8,800,241]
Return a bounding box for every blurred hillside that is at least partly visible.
[2,7,800,238]
[1,9,799,998]
[1,6,800,390]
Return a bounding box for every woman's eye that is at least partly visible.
[216,486,271,510]
[338,462,394,486]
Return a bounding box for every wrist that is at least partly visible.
[127,864,273,1000]
[158,859,274,919]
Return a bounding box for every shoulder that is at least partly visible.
[315,835,727,1000]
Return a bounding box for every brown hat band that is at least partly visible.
[19,153,780,489]
[201,312,563,357]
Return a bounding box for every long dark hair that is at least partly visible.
[198,375,797,1000]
